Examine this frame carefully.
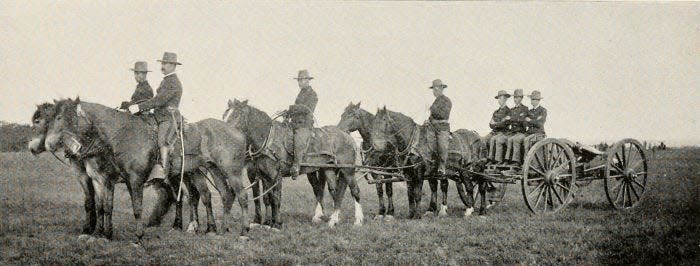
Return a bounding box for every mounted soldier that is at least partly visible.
[289,69,318,178]
[504,89,529,164]
[120,61,154,112]
[483,90,511,163]
[131,52,183,183]
[523,90,547,152]
[427,79,451,175]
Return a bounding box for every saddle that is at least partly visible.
[137,112,200,156]
[258,123,336,163]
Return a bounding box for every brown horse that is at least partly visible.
[370,107,482,219]
[337,102,399,220]
[44,98,249,245]
[223,99,363,227]
[29,102,217,241]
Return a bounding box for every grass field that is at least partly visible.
[1,148,698,265]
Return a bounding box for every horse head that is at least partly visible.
[337,101,365,133]
[224,98,251,128]
[44,97,91,153]
[371,106,393,152]
[28,103,57,155]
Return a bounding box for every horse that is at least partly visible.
[223,99,363,227]
[370,106,481,219]
[44,98,249,244]
[337,102,399,220]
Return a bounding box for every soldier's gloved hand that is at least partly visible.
[120,101,131,110]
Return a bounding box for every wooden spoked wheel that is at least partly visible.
[521,138,577,214]
[604,139,648,210]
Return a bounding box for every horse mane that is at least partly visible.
[385,109,416,127]
[243,103,272,122]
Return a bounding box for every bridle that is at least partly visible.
[223,105,273,159]
[381,111,419,157]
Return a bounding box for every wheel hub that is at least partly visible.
[544,169,561,185]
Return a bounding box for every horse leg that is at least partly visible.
[192,170,216,234]
[272,177,283,230]
[102,181,115,240]
[325,169,346,228]
[478,181,487,215]
[73,165,96,237]
[385,180,395,220]
[406,180,416,219]
[183,173,200,234]
[128,173,145,245]
[413,179,425,220]
[373,174,386,219]
[220,164,249,239]
[207,165,233,234]
[309,171,326,224]
[343,168,363,226]
[426,179,438,217]
[248,166,263,226]
[89,175,105,238]
[438,180,449,217]
[461,178,475,218]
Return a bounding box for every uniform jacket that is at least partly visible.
[508,104,529,133]
[293,86,318,113]
[525,105,547,134]
[489,105,511,132]
[130,81,154,104]
[429,95,452,131]
[139,73,182,121]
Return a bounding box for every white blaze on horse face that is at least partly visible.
[222,108,233,122]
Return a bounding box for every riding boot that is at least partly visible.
[291,130,306,180]
[436,130,449,175]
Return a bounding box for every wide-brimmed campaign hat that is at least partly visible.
[429,79,447,89]
[130,61,151,72]
[157,52,182,65]
[495,90,511,99]
[528,90,543,100]
[294,70,314,80]
[513,89,524,97]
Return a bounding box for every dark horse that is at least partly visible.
[223,99,363,227]
[44,98,250,244]
[29,102,217,241]
[371,107,483,219]
[337,102,399,220]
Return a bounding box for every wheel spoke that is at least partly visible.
[551,146,565,169]
[528,182,545,196]
[608,174,624,179]
[534,184,546,209]
[543,187,549,212]
[622,144,629,169]
[621,183,628,207]
[629,181,640,202]
[615,152,624,171]
[548,145,557,169]
[529,165,546,177]
[556,183,571,193]
[632,179,645,190]
[551,185,564,205]
[542,145,549,170]
[628,160,644,171]
[628,147,638,169]
[614,181,624,204]
[534,152,546,172]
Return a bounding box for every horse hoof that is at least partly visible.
[374,215,384,221]
[86,236,97,244]
[77,234,91,243]
[262,225,271,230]
[186,221,199,234]
[312,217,324,224]
[238,236,250,242]
[422,211,434,218]
[168,228,181,234]
[464,207,474,218]
[384,215,395,222]
[249,223,261,228]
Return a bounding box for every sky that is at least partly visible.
[1,1,698,146]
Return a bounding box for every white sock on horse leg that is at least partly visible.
[329,210,340,228]
[312,202,324,223]
[354,200,364,226]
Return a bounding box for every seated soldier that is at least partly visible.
[522,90,547,152]
[504,89,529,164]
[427,79,451,175]
[481,90,511,163]
[120,61,154,112]
[289,70,318,179]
